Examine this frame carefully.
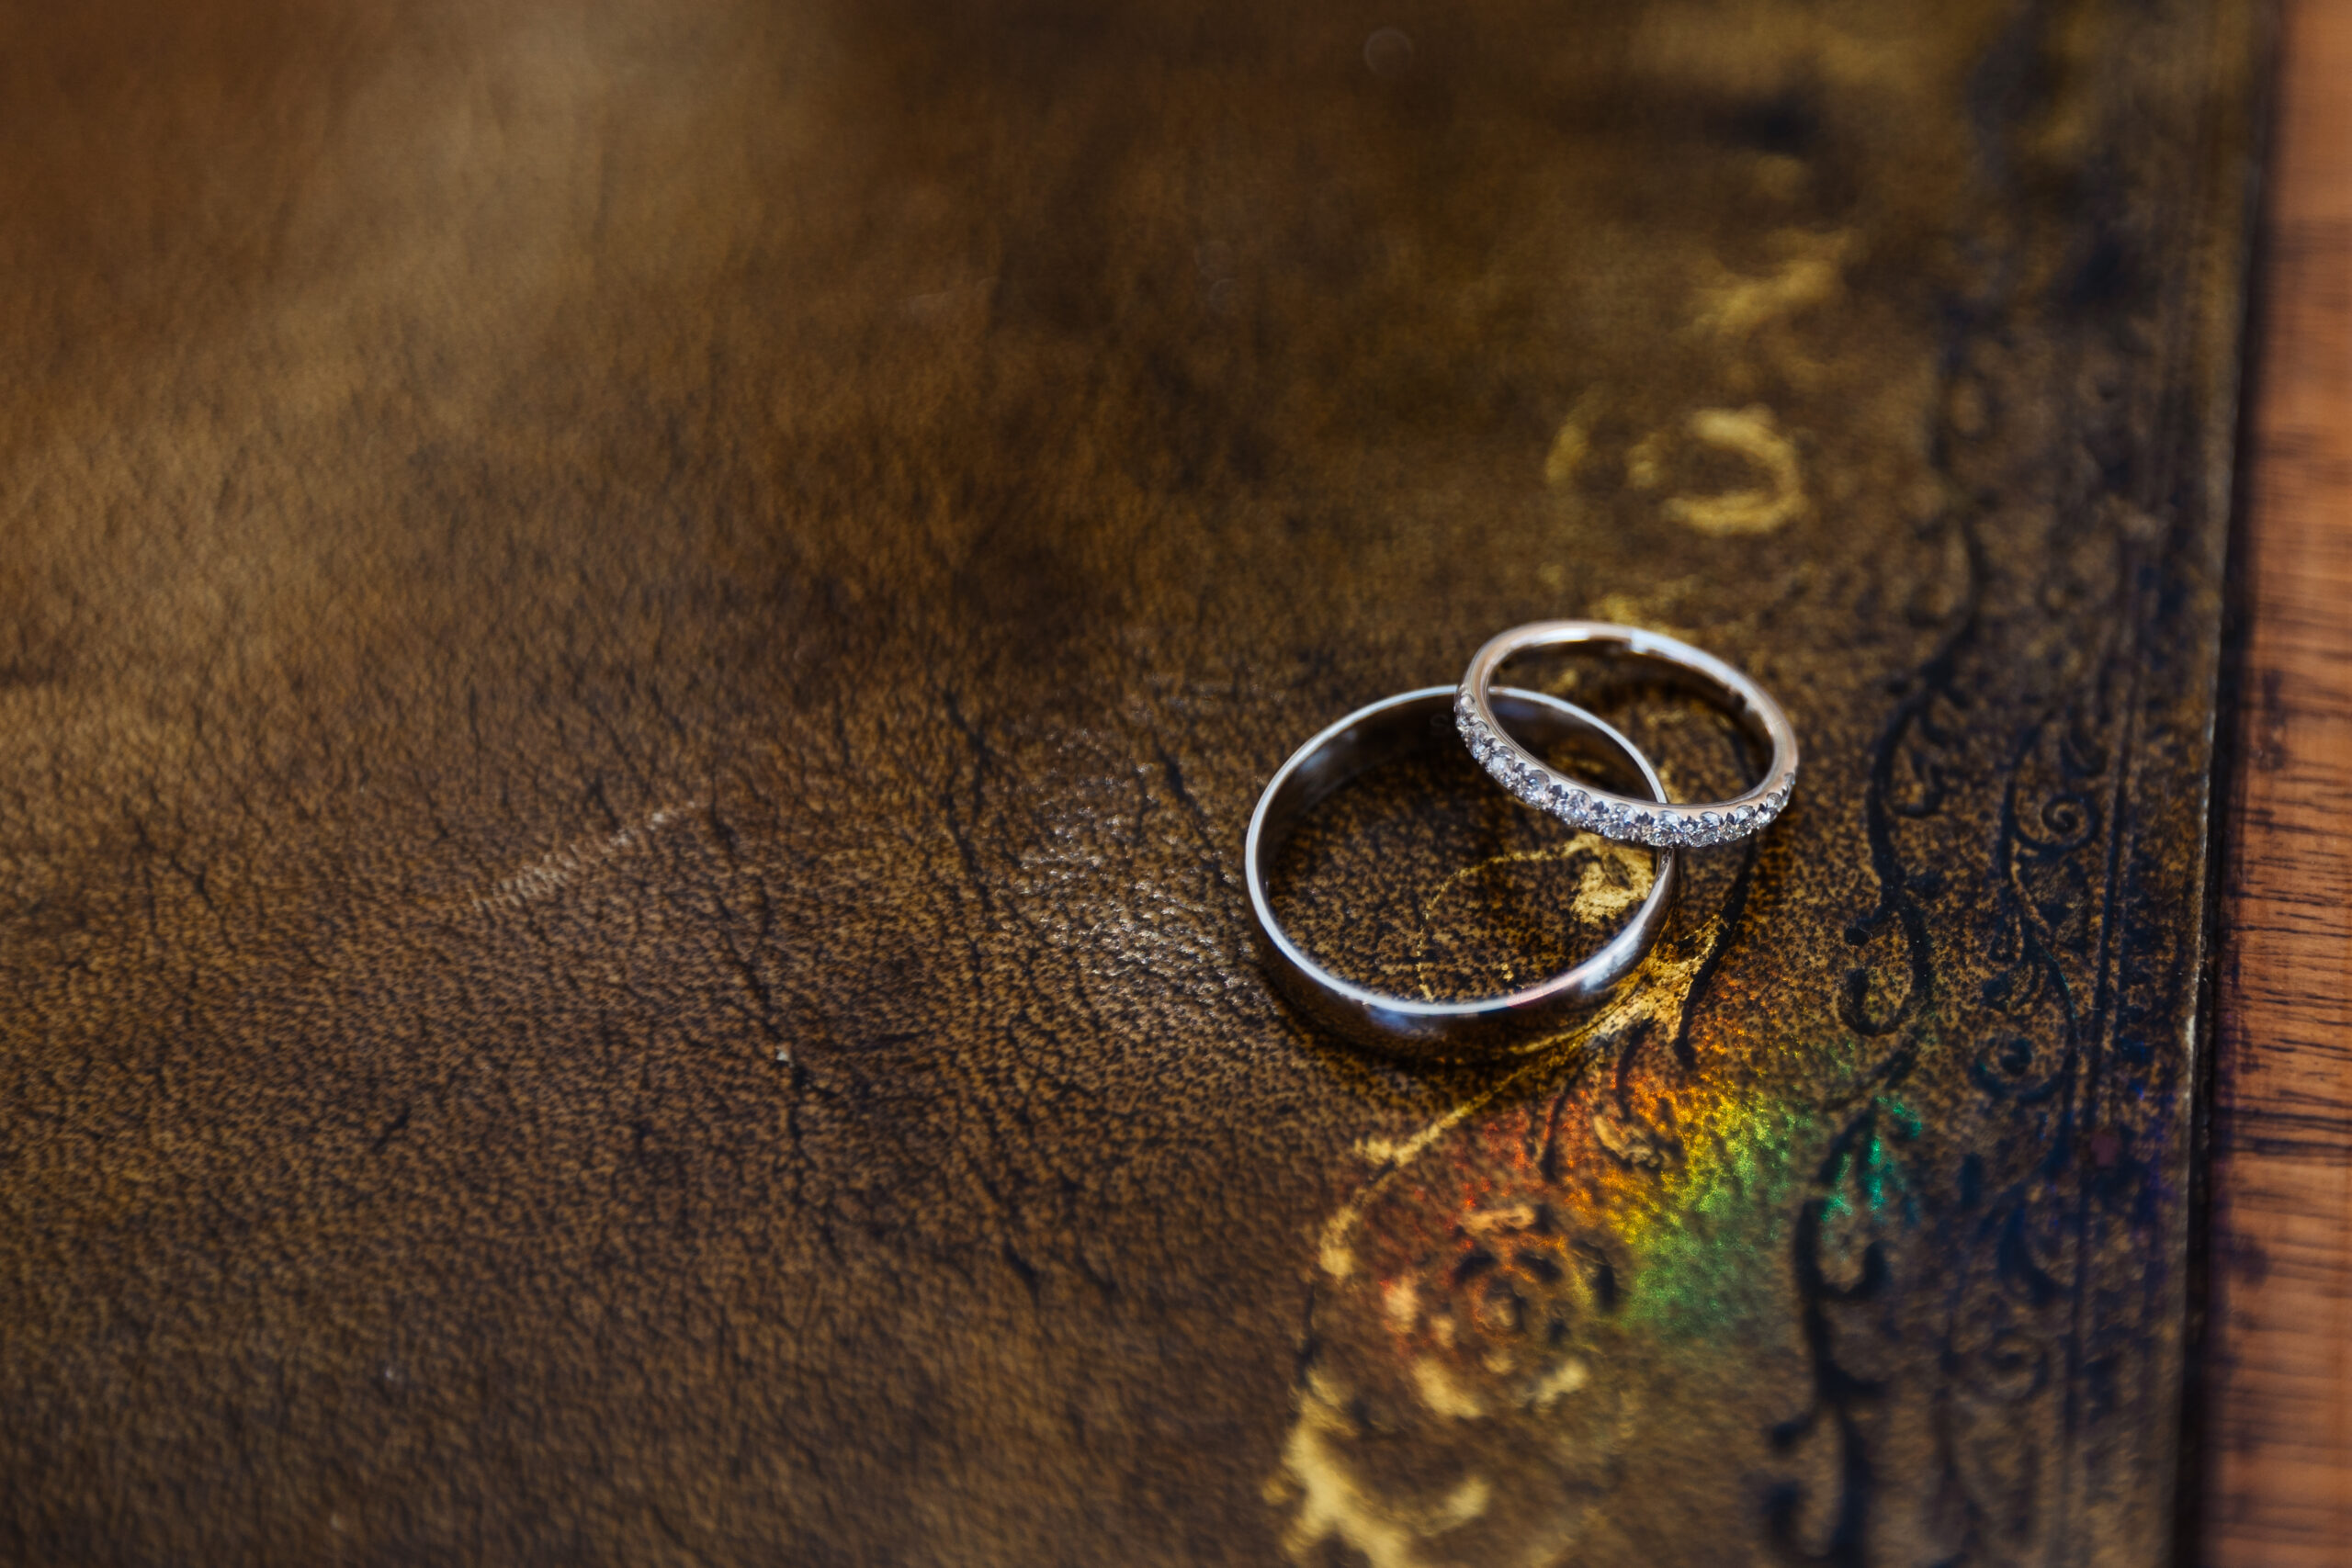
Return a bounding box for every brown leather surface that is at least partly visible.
[0,2,2257,1563]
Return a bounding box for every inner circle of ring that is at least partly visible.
[1455,621,1799,850]
[1244,684,1679,1053]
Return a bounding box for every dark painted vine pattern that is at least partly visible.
[1771,419,2145,1564]
[1763,16,2207,1545]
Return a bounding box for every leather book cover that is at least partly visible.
[0,0,2259,1562]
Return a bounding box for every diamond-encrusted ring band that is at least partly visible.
[1245,685,1679,1060]
[1455,622,1798,849]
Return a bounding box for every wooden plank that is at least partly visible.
[2205,0,2352,1561]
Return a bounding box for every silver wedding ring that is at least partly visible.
[1245,686,1680,1061]
[1247,625,1794,1056]
[1454,621,1798,848]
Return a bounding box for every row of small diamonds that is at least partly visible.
[1453,687,1793,848]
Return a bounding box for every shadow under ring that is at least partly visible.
[1245,685,1680,1062]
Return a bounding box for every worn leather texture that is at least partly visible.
[0,1,2257,1563]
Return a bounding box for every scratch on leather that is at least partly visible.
[470,807,684,916]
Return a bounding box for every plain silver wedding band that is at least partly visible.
[1245,685,1679,1061]
[1454,622,1798,849]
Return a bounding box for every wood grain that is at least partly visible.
[2205,0,2352,1562]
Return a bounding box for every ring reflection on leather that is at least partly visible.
[1245,685,1679,1060]
[1455,621,1798,849]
